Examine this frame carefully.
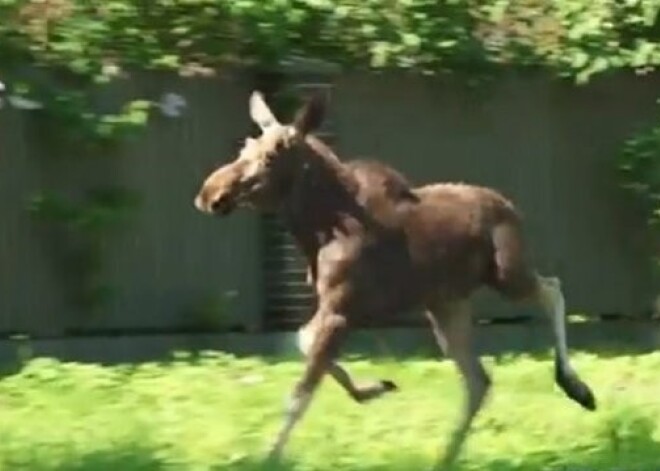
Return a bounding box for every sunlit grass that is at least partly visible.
[0,350,659,470]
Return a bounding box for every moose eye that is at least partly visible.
[274,138,289,151]
[264,153,276,167]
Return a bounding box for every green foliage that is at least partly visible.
[184,291,237,330]
[0,0,658,80]
[27,189,141,312]
[29,188,140,234]
[0,352,660,470]
[11,80,153,145]
[618,114,660,270]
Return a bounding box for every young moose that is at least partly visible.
[194,92,596,470]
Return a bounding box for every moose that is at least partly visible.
[194,91,597,469]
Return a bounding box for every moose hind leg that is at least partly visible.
[426,300,491,470]
[490,222,596,411]
[535,275,596,411]
[298,319,398,403]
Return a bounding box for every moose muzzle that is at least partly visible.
[194,160,246,215]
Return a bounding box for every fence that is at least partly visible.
[0,70,263,336]
[0,68,658,338]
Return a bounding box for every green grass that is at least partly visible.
[0,350,659,471]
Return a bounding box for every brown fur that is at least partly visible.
[194,92,596,470]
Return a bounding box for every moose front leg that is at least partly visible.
[267,312,347,461]
[298,315,398,403]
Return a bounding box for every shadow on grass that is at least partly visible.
[225,419,660,471]
[213,413,660,471]
[21,444,165,471]
[21,432,660,471]
[216,441,660,471]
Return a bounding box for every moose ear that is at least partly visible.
[249,90,279,131]
[292,92,325,136]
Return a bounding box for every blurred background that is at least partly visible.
[0,2,659,471]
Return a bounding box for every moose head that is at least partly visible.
[194,91,326,216]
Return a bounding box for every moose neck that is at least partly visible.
[280,136,363,269]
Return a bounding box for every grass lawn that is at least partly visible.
[0,350,659,471]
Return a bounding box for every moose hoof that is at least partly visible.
[380,379,398,392]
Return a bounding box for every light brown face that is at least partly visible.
[194,91,325,216]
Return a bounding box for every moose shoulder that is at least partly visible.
[194,91,596,470]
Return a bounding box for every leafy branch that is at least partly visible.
[618,113,660,271]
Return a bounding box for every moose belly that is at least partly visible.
[317,238,426,322]
[353,276,423,325]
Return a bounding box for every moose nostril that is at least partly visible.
[210,194,229,212]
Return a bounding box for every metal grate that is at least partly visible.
[262,213,316,329]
